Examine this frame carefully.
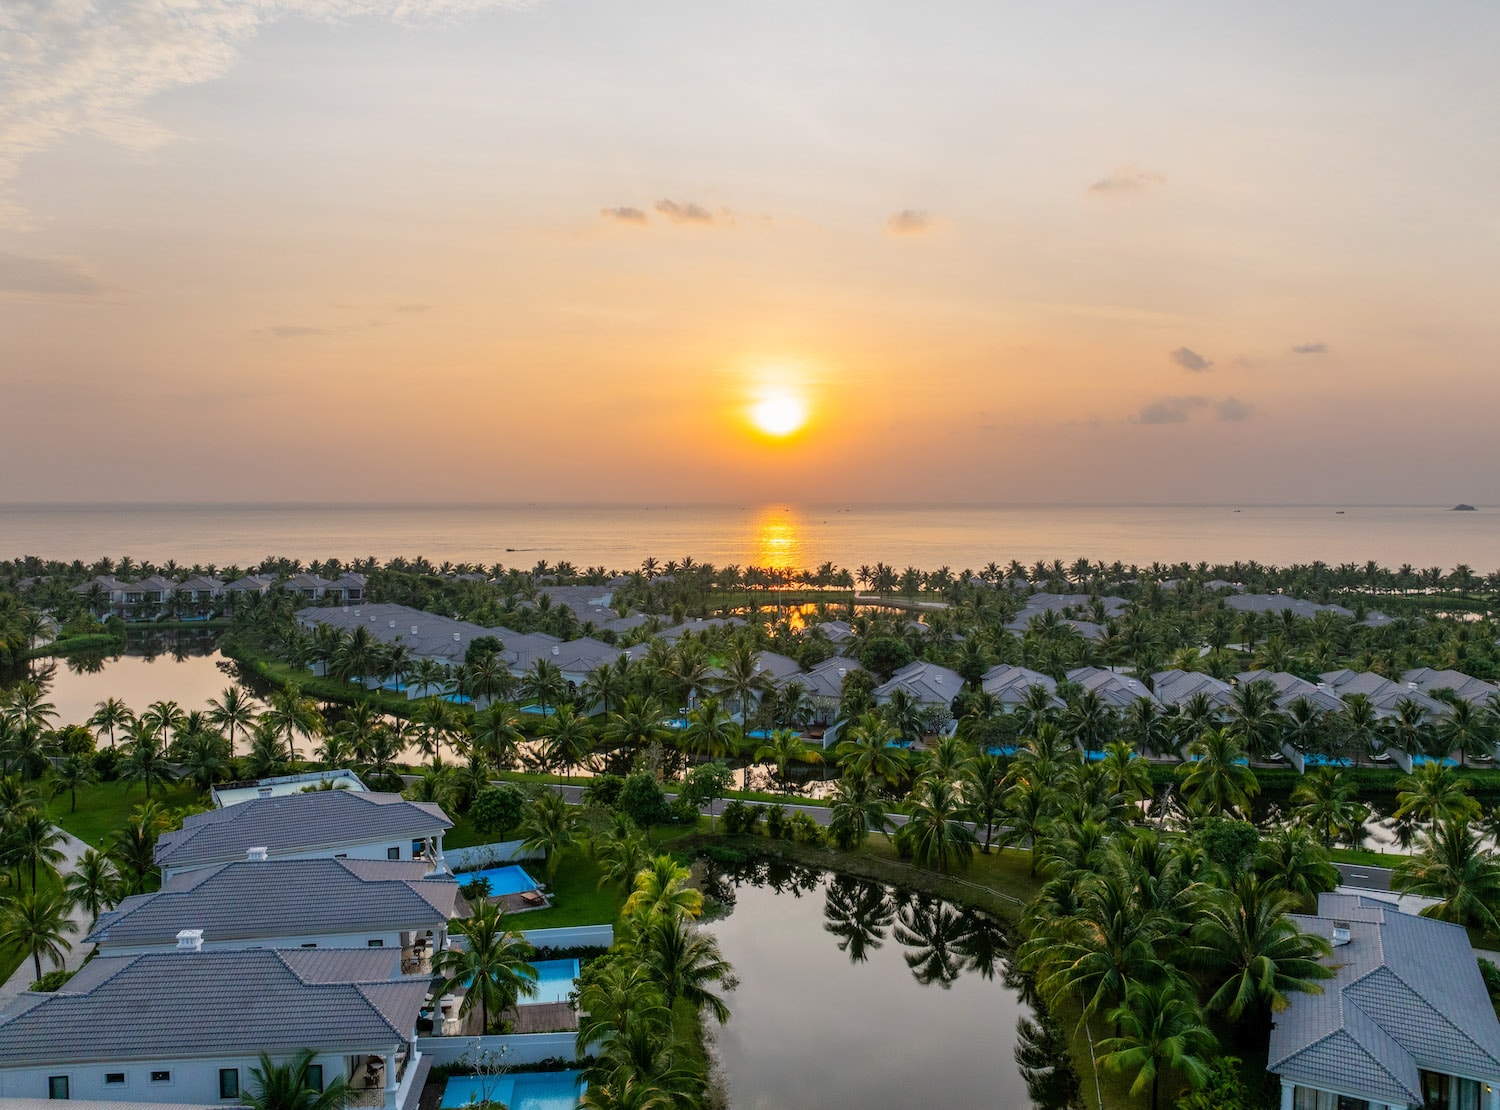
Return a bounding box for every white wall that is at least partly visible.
[446,840,541,872]
[162,831,446,881]
[416,1033,577,1068]
[0,1046,394,1102]
[520,924,613,949]
[98,927,409,957]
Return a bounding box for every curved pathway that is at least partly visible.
[0,828,96,1009]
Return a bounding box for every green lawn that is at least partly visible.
[46,780,202,848]
[1329,845,1410,868]
[0,869,67,988]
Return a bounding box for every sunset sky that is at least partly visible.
[2,2,1497,505]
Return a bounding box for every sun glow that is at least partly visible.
[749,389,809,437]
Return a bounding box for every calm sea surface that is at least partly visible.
[1,503,1496,572]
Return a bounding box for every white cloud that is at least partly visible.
[0,0,535,225]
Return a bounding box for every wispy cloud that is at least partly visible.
[600,206,649,225]
[653,199,717,225]
[884,209,932,236]
[1169,346,1213,373]
[1215,397,1253,422]
[0,251,107,297]
[0,0,535,226]
[1087,165,1166,195]
[1133,396,1207,425]
[1292,341,1328,355]
[261,325,331,338]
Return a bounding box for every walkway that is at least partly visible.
[0,828,97,1009]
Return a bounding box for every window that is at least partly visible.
[150,1070,171,1083]
[1292,1091,1350,1110]
[1421,1073,1481,1110]
[301,942,318,948]
[103,1073,125,1086]
[307,1064,324,1092]
[387,846,401,860]
[367,938,384,947]
[219,1068,240,1099]
[411,839,425,857]
[48,1076,69,1100]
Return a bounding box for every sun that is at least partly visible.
[749,389,808,437]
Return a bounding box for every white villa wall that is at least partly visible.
[416,1034,577,1068]
[520,924,613,949]
[446,840,541,871]
[97,927,409,957]
[0,1045,411,1103]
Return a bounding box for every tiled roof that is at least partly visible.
[874,661,963,706]
[796,656,863,700]
[154,791,450,869]
[1269,894,1500,1103]
[1150,670,1235,709]
[1238,671,1346,713]
[1402,668,1499,705]
[1065,667,1157,709]
[1319,670,1449,716]
[89,857,460,948]
[980,664,1060,705]
[0,949,426,1065]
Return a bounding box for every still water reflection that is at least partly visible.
[701,859,1078,1110]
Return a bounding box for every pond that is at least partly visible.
[701,858,1078,1110]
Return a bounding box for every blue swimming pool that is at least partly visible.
[526,958,579,1004]
[457,864,540,896]
[440,1070,585,1109]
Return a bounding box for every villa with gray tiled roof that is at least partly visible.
[980,664,1062,709]
[1319,670,1450,719]
[874,660,963,710]
[0,947,428,1108]
[88,857,465,964]
[1403,668,1500,706]
[1065,667,1157,709]
[1151,669,1236,710]
[1238,670,1347,714]
[154,791,451,881]
[1269,892,1500,1110]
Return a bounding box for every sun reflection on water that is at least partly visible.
[750,506,806,572]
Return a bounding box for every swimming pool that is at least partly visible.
[457,864,540,896]
[526,958,580,1004]
[440,1070,585,1109]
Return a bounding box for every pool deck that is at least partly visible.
[507,1001,579,1033]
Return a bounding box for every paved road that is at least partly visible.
[1335,862,1394,891]
[0,828,96,1009]
[545,782,912,829]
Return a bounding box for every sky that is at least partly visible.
[1,1,1497,505]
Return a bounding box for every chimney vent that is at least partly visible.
[1331,921,1351,947]
[412,625,420,636]
[246,846,269,861]
[389,620,396,628]
[176,929,204,952]
[453,632,461,642]
[552,645,560,655]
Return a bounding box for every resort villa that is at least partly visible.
[0,948,428,1108]
[1150,670,1236,710]
[210,768,368,808]
[1269,893,1500,1110]
[1065,667,1157,709]
[1402,668,1500,706]
[153,790,452,882]
[74,572,366,618]
[874,660,965,713]
[980,664,1062,710]
[87,857,464,969]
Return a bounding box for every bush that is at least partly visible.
[788,812,825,845]
[1175,1056,1253,1110]
[618,771,671,828]
[668,798,700,826]
[764,805,789,840]
[29,969,74,992]
[460,876,493,901]
[92,747,120,781]
[700,844,747,866]
[470,783,527,838]
[584,774,625,810]
[1480,959,1500,1018]
[720,800,758,836]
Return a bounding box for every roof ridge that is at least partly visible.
[1365,958,1500,1070]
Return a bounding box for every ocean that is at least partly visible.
[0,503,1495,573]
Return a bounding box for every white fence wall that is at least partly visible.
[447,840,542,872]
[521,924,613,949]
[416,1033,578,1067]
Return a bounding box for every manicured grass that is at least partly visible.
[46,780,202,848]
[505,848,620,931]
[1329,845,1410,868]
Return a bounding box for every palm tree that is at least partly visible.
[1394,819,1500,931]
[596,815,653,896]
[583,661,630,718]
[1254,827,1339,907]
[177,730,231,793]
[637,912,735,1023]
[753,729,821,794]
[517,790,577,883]
[541,704,595,780]
[13,808,66,889]
[827,774,892,851]
[833,712,907,786]
[1394,762,1480,829]
[899,776,976,873]
[140,699,187,748]
[0,886,77,982]
[961,753,1007,852]
[240,1048,354,1110]
[433,900,538,1033]
[87,697,133,750]
[64,848,120,928]
[1190,876,1333,1021]
[263,683,322,762]
[1290,767,1368,848]
[680,696,738,762]
[1437,698,1494,766]
[207,686,257,757]
[521,658,568,717]
[603,694,671,761]
[472,701,524,771]
[51,753,98,813]
[109,801,170,894]
[713,641,776,720]
[1097,983,1217,1110]
[1226,680,1283,761]
[411,696,465,761]
[1176,728,1258,818]
[623,855,703,922]
[1097,740,1151,807]
[119,718,177,799]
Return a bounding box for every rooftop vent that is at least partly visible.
[1331,921,1351,947]
[552,646,560,655]
[389,620,397,628]
[246,846,269,861]
[176,929,204,952]
[838,668,847,678]
[353,609,361,617]
[256,786,273,798]
[453,632,461,642]
[412,625,420,635]
[1408,681,1419,690]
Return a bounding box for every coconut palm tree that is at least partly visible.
[623,855,703,922]
[1190,876,1334,1021]
[602,695,671,761]
[712,641,776,721]
[1176,728,1258,819]
[0,886,77,982]
[753,729,820,794]
[517,790,577,884]
[1394,819,1500,931]
[64,848,120,927]
[13,808,66,889]
[636,912,735,1024]
[680,696,737,762]
[140,699,187,748]
[1394,762,1480,829]
[961,752,1008,851]
[87,697,134,751]
[109,801,170,894]
[433,900,538,1034]
[262,683,322,763]
[898,776,976,873]
[119,718,177,799]
[541,704,595,780]
[827,774,892,851]
[1253,826,1339,908]
[521,658,568,717]
[1097,982,1217,1110]
[472,701,524,770]
[1290,767,1368,849]
[50,753,98,813]
[1438,698,1495,766]
[596,815,653,897]
[207,686,257,758]
[833,712,907,786]
[240,1048,354,1110]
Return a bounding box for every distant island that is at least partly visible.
[1452,503,1477,511]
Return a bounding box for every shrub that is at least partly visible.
[720,800,757,836]
[460,876,493,901]
[788,812,825,845]
[92,747,120,781]
[764,805,789,840]
[668,798,700,826]
[700,844,747,866]
[470,783,527,838]
[618,771,671,828]
[1480,959,1500,1018]
[584,774,625,810]
[29,970,74,992]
